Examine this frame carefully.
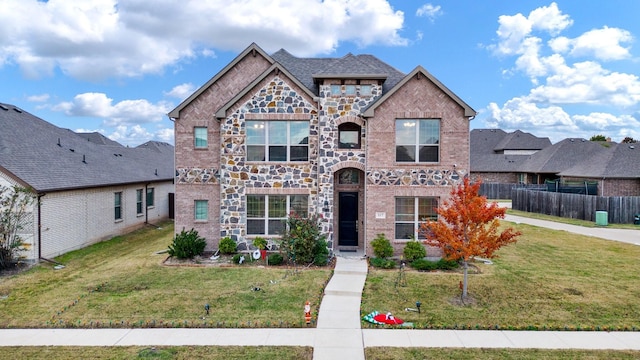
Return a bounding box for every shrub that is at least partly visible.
[410,258,437,271]
[369,257,396,269]
[437,258,459,270]
[0,185,33,269]
[370,233,393,259]
[232,253,247,264]
[410,258,460,271]
[279,213,327,265]
[167,228,206,259]
[403,240,426,262]
[313,238,329,266]
[267,253,284,266]
[252,236,267,250]
[218,236,237,254]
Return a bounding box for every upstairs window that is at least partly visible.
[396,119,440,163]
[360,85,372,96]
[338,123,361,149]
[246,121,309,162]
[194,200,208,221]
[330,85,341,96]
[344,85,356,95]
[194,127,207,148]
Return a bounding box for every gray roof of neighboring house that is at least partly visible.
[493,130,551,152]
[0,103,174,192]
[470,129,549,172]
[521,138,608,174]
[559,142,640,179]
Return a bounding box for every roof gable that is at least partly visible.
[362,66,476,118]
[168,43,274,119]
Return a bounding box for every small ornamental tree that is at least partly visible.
[0,185,34,269]
[279,212,326,265]
[421,178,521,299]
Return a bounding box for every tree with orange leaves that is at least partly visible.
[422,178,520,299]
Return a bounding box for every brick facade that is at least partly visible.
[171,44,475,257]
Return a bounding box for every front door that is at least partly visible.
[338,192,358,246]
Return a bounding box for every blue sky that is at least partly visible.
[1,0,639,146]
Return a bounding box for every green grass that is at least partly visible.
[0,346,312,360]
[0,222,331,328]
[361,222,640,330]
[365,348,640,360]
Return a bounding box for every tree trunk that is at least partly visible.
[462,260,468,298]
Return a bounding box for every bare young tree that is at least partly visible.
[0,185,34,269]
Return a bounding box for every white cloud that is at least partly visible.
[528,61,640,107]
[416,4,443,21]
[164,83,196,100]
[0,0,407,80]
[554,27,633,61]
[53,92,172,126]
[527,2,572,35]
[485,98,640,143]
[27,94,50,102]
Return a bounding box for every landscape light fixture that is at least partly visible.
[416,301,421,313]
[204,303,210,315]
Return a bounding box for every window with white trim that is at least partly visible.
[146,188,155,208]
[136,189,143,215]
[114,192,123,220]
[247,195,308,235]
[195,200,208,221]
[395,197,438,240]
[395,119,440,162]
[194,127,207,148]
[246,121,309,162]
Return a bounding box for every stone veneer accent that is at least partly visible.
[367,169,465,186]
[176,168,219,184]
[218,77,319,251]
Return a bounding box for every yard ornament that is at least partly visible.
[304,301,311,324]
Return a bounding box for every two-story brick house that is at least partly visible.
[169,43,475,256]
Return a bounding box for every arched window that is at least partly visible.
[338,123,361,149]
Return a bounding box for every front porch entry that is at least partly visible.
[334,168,364,252]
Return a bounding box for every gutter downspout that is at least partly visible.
[37,192,45,261]
[145,183,149,225]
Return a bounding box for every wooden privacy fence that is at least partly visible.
[479,183,546,200]
[512,189,640,224]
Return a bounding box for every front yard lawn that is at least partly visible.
[0,222,332,328]
[362,222,640,330]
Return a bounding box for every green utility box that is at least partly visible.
[595,211,608,226]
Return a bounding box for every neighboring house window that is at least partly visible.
[146,188,155,207]
[395,197,438,240]
[194,200,208,221]
[247,195,308,235]
[338,123,361,149]
[136,189,143,215]
[395,119,440,162]
[114,192,123,220]
[246,121,309,162]
[330,84,341,96]
[194,127,207,148]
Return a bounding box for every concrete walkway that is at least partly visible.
[1,218,640,357]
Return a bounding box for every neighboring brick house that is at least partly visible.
[169,43,476,256]
[0,103,174,262]
[470,129,551,184]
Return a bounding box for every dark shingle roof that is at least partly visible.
[470,129,549,172]
[0,103,174,192]
[270,48,406,94]
[521,138,607,174]
[559,143,640,178]
[493,130,551,152]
